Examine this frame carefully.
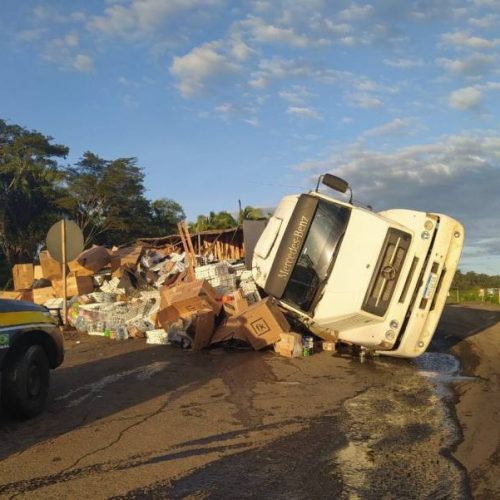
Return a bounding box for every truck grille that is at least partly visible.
[362,228,412,317]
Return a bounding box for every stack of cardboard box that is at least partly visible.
[1,242,309,358]
[1,246,110,304]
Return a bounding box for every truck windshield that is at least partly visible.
[282,200,350,312]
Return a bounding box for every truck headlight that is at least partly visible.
[389,320,399,329]
[424,220,433,230]
[421,231,430,240]
[385,330,395,340]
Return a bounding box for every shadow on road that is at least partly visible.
[0,338,272,462]
[1,304,498,466]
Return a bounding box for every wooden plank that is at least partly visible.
[177,222,195,280]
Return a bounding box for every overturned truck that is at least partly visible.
[252,174,464,358]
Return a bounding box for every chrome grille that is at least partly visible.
[362,228,412,316]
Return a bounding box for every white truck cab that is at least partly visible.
[252,174,464,358]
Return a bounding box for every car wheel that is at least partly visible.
[1,345,50,419]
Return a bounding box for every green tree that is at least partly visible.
[0,119,68,264]
[451,269,500,289]
[211,211,237,229]
[59,152,108,245]
[62,152,155,245]
[239,205,264,223]
[150,198,185,236]
[190,211,238,232]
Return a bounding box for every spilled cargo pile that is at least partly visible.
[2,243,318,357]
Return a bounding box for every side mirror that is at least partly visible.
[321,174,348,193]
[315,173,353,203]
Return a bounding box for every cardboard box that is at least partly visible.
[160,280,222,318]
[32,287,55,305]
[237,297,290,350]
[156,305,182,329]
[52,274,94,298]
[39,250,63,280]
[156,307,214,350]
[210,317,248,345]
[189,309,215,350]
[161,271,188,288]
[33,265,44,280]
[69,246,110,276]
[222,290,249,316]
[68,262,94,277]
[110,246,143,272]
[12,264,34,290]
[0,290,33,302]
[274,332,303,358]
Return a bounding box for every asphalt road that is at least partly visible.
[0,304,499,499]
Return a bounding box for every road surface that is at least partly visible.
[0,303,499,499]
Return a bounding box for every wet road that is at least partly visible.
[0,304,499,499]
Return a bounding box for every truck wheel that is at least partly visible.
[1,345,50,419]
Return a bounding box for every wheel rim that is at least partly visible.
[27,363,42,398]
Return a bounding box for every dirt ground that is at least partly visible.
[0,303,499,499]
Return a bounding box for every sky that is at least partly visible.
[0,0,499,274]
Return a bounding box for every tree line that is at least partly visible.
[0,118,262,272]
[451,269,500,290]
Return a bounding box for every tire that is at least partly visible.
[1,345,50,419]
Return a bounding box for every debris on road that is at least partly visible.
[1,236,326,358]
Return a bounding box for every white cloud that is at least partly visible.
[339,36,357,46]
[409,0,468,20]
[230,39,254,61]
[355,79,399,94]
[362,118,416,138]
[73,54,94,72]
[42,34,94,72]
[16,28,47,43]
[447,81,500,110]
[437,53,496,76]
[213,102,260,126]
[278,86,314,104]
[65,34,79,47]
[247,57,394,107]
[483,81,500,90]
[286,106,321,120]
[170,41,241,97]
[441,30,498,49]
[321,20,351,36]
[33,5,67,23]
[351,93,383,109]
[215,102,236,114]
[293,133,500,263]
[472,0,500,6]
[70,11,87,22]
[249,57,313,88]
[449,86,483,110]
[239,16,329,48]
[469,14,499,29]
[31,5,87,24]
[90,0,222,38]
[383,58,424,69]
[253,1,271,13]
[338,4,374,21]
